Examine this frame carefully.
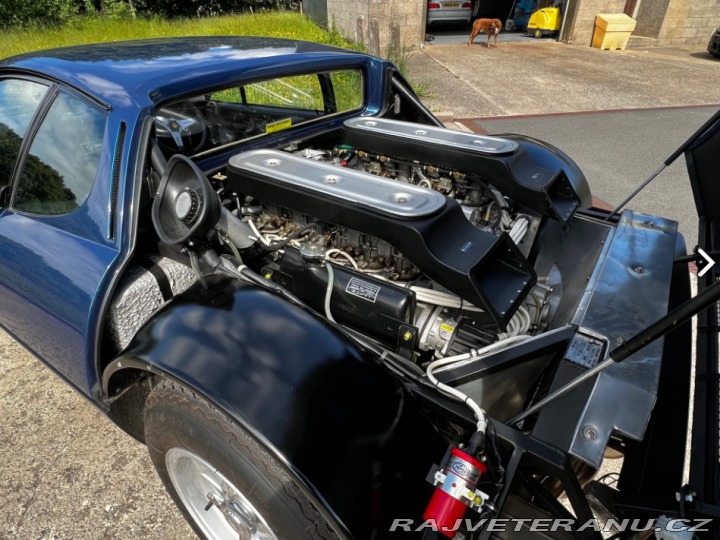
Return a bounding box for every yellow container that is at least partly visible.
[592,13,637,50]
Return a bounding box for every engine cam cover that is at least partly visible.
[343,117,582,226]
[227,149,536,328]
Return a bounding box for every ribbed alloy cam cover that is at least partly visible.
[343,117,581,226]
[227,149,536,328]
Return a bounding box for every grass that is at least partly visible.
[0,12,356,59]
[212,69,362,113]
[0,11,426,97]
[384,41,429,98]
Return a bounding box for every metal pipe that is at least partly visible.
[509,278,720,426]
[605,163,666,220]
[509,357,613,425]
[606,109,720,220]
[559,0,571,42]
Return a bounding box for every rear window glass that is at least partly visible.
[13,91,106,215]
[155,69,364,157]
[241,74,326,110]
[0,79,48,188]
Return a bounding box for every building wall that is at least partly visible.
[656,0,720,46]
[325,0,370,46]
[324,0,425,57]
[633,0,671,37]
[370,0,426,54]
[569,0,627,46]
[569,0,720,47]
[324,0,719,52]
[302,0,329,27]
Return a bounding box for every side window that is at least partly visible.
[225,71,364,113]
[330,70,363,112]
[175,68,364,153]
[13,91,106,216]
[243,74,325,110]
[0,79,49,189]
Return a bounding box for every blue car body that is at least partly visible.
[1,35,719,540]
[0,39,447,537]
[0,37,393,398]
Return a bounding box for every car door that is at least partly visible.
[0,78,119,394]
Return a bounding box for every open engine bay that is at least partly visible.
[111,114,690,535]
[227,118,679,464]
[10,37,720,540]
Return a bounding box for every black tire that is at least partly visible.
[144,379,341,540]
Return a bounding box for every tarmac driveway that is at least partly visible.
[410,41,720,118]
[409,40,720,247]
[457,105,718,248]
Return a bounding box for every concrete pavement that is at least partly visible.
[2,39,720,540]
[408,41,720,118]
[0,337,195,539]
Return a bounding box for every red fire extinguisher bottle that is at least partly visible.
[423,447,487,538]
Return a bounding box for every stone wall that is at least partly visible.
[655,0,720,46]
[324,0,425,57]
[569,0,720,48]
[569,0,627,46]
[323,0,720,52]
[325,0,369,47]
[634,0,671,37]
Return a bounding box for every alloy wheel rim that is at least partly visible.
[166,447,278,540]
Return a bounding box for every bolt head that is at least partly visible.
[582,426,598,440]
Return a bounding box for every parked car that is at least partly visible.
[0,36,718,539]
[709,26,720,57]
[427,1,472,26]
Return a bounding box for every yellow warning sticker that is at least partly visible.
[440,323,456,333]
[265,117,292,134]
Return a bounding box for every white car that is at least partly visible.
[427,0,472,26]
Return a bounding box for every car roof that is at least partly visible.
[0,36,371,110]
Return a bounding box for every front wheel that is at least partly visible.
[144,379,341,540]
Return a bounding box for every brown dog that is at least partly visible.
[468,18,502,48]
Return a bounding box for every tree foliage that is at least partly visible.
[0,124,76,213]
[0,0,298,27]
[0,0,79,27]
[135,0,297,18]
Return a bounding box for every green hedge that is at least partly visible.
[0,0,78,26]
[138,0,297,18]
[0,0,299,27]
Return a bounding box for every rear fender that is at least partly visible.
[101,275,433,538]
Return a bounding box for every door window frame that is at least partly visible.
[0,75,54,205]
[0,77,109,218]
